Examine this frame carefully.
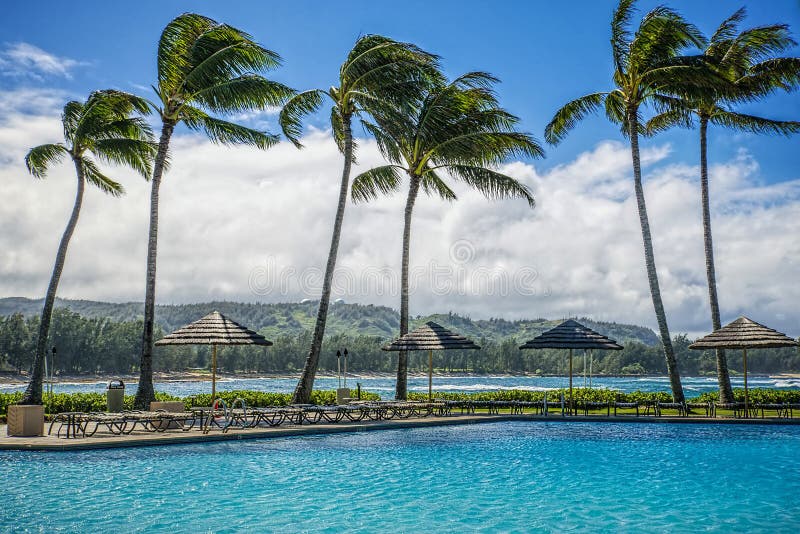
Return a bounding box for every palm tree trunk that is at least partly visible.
[134,121,175,410]
[396,174,421,400]
[699,117,733,403]
[22,157,85,405]
[628,109,685,403]
[291,112,354,404]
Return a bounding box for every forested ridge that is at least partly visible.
[0,298,797,376]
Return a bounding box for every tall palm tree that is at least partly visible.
[279,35,440,404]
[134,13,294,409]
[351,72,544,399]
[545,0,711,403]
[646,8,800,403]
[21,90,155,405]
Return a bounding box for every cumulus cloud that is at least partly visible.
[0,43,86,80]
[0,88,798,338]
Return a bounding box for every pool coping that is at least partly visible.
[2,413,800,452]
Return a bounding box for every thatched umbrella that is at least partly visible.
[383,321,480,401]
[519,319,623,409]
[154,311,273,399]
[689,316,797,416]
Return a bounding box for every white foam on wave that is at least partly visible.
[773,379,800,388]
[415,383,555,392]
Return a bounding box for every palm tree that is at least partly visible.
[134,13,294,409]
[351,72,544,399]
[21,90,155,405]
[279,35,440,404]
[645,8,800,403]
[545,0,711,403]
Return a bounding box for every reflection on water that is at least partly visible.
[1,374,797,398]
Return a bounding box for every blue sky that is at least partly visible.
[1,1,800,335]
[2,0,799,181]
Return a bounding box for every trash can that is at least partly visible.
[107,380,125,412]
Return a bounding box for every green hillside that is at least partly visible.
[0,297,659,345]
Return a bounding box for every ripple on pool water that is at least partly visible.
[2,422,800,532]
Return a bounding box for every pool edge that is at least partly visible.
[3,414,800,452]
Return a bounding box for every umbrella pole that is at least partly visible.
[569,349,573,415]
[211,344,217,401]
[583,350,586,388]
[428,349,433,402]
[743,348,748,419]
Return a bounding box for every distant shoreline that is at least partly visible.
[1,371,798,386]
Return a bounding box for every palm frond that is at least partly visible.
[72,90,155,146]
[360,119,403,164]
[545,92,606,145]
[183,106,279,148]
[426,131,543,168]
[446,165,535,207]
[630,6,706,72]
[351,165,404,203]
[452,71,500,91]
[182,24,282,92]
[641,64,725,98]
[419,170,457,202]
[604,89,627,128]
[279,89,326,147]
[644,108,695,135]
[191,74,294,114]
[710,7,746,45]
[25,143,69,178]
[733,24,796,65]
[61,100,84,144]
[341,35,439,90]
[80,157,125,197]
[710,109,800,136]
[158,13,217,97]
[330,106,357,160]
[92,138,156,178]
[611,0,636,71]
[745,57,800,93]
[92,89,154,116]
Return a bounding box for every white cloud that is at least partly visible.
[0,43,86,80]
[0,88,798,338]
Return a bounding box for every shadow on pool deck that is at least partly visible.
[2,413,800,452]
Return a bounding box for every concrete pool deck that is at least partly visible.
[2,413,800,452]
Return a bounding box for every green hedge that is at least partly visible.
[0,388,379,417]
[184,389,379,408]
[3,388,799,418]
[695,389,800,404]
[411,388,800,404]
[408,388,673,403]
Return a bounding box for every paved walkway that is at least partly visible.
[2,413,799,452]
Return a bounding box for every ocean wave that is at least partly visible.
[773,380,800,388]
[410,383,555,392]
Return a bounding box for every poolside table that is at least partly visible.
[49,412,84,439]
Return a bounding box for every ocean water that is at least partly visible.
[2,421,799,532]
[1,374,798,398]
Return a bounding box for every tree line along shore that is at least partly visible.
[1,307,797,377]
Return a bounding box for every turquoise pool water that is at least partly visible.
[2,421,799,532]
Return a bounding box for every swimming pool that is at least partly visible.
[2,421,799,532]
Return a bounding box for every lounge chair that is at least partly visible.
[613,402,639,416]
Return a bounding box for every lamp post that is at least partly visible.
[343,348,348,388]
[336,350,342,388]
